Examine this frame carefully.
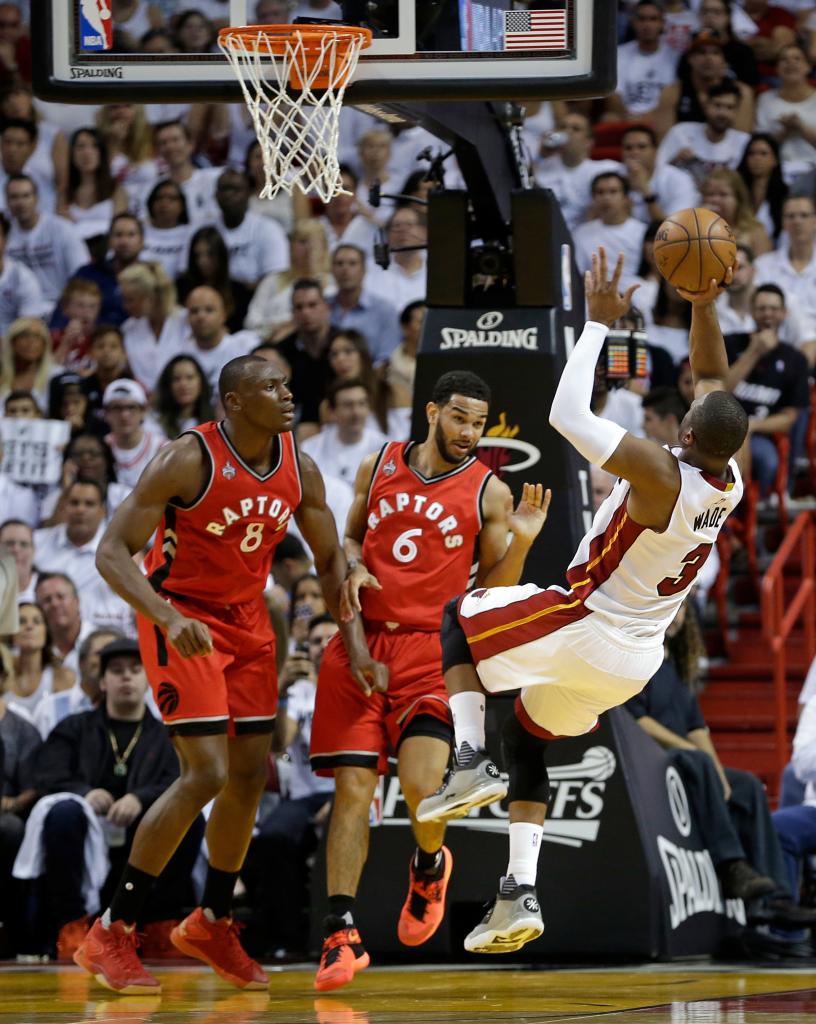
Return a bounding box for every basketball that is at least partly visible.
[653,207,737,293]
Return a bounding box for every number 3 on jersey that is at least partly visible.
[656,542,712,597]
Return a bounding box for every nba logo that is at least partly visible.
[79,0,113,52]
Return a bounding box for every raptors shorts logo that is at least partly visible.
[523,895,540,913]
[158,681,180,716]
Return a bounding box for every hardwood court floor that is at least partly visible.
[0,963,815,1024]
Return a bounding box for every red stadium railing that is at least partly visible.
[761,511,816,783]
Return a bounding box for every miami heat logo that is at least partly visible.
[157,681,180,716]
[476,412,540,478]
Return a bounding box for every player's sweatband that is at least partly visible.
[549,321,628,467]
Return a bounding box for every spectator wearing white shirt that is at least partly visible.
[356,129,397,225]
[0,519,38,601]
[318,166,378,256]
[754,196,816,343]
[33,480,108,597]
[180,286,260,393]
[102,379,165,489]
[140,179,193,282]
[118,261,187,394]
[573,173,647,292]
[328,244,400,365]
[5,175,89,314]
[0,454,38,534]
[756,43,816,174]
[619,125,699,225]
[367,206,427,313]
[0,214,49,334]
[150,120,220,223]
[214,169,289,289]
[300,379,388,485]
[606,1,680,121]
[59,128,129,243]
[33,573,94,676]
[0,119,56,214]
[656,81,751,190]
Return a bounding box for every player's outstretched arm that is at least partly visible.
[675,271,733,399]
[295,451,388,697]
[96,436,214,657]
[549,248,681,528]
[476,479,551,587]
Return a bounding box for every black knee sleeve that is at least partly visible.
[501,713,551,805]
[440,596,474,673]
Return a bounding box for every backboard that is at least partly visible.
[33,0,615,106]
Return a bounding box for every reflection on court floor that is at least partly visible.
[0,964,814,1024]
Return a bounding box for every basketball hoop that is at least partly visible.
[218,24,372,204]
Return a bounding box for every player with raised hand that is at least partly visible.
[417,248,762,954]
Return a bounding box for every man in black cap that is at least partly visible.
[25,639,204,961]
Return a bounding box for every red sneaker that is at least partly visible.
[314,926,370,993]
[140,920,191,960]
[397,846,453,946]
[56,915,90,961]
[73,918,161,994]
[170,909,268,990]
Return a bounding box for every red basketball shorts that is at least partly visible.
[137,593,278,736]
[310,628,452,776]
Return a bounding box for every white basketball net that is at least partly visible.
[219,27,368,204]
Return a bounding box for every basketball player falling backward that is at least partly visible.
[417,248,749,954]
[309,370,550,992]
[74,355,386,995]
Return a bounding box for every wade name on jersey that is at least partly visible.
[366,490,464,549]
[692,504,727,532]
[205,494,293,537]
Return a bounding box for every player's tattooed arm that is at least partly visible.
[96,436,215,658]
[476,478,550,587]
[340,452,383,618]
[295,452,388,696]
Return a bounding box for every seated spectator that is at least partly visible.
[318,164,378,254]
[737,133,788,243]
[654,31,754,137]
[71,212,145,327]
[32,629,123,741]
[0,119,56,213]
[150,120,220,223]
[118,261,187,394]
[176,225,252,334]
[641,386,688,446]
[355,128,397,224]
[0,88,69,206]
[756,43,816,177]
[0,317,55,411]
[573,173,647,291]
[39,433,130,526]
[626,600,803,913]
[244,220,331,339]
[95,104,158,202]
[151,354,214,441]
[49,280,103,372]
[3,390,40,418]
[676,1,759,87]
[0,520,37,601]
[49,374,91,438]
[619,124,698,226]
[35,573,93,675]
[179,287,259,393]
[724,284,810,495]
[700,167,772,255]
[81,326,133,432]
[322,330,388,434]
[605,1,680,124]
[58,129,128,244]
[755,196,816,334]
[288,573,327,649]
[656,81,751,190]
[5,174,89,315]
[5,602,76,719]
[34,480,109,595]
[140,180,193,282]
[21,638,204,960]
[0,447,38,527]
[328,244,400,365]
[385,300,424,440]
[275,278,337,438]
[173,8,218,53]
[214,168,288,289]
[301,379,388,485]
[367,206,428,313]
[242,613,337,958]
[742,0,796,82]
[0,214,48,334]
[102,379,165,489]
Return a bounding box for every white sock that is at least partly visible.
[101,908,111,929]
[506,822,543,887]
[450,691,486,756]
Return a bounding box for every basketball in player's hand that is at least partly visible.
[653,207,736,292]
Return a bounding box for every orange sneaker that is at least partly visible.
[314,924,370,993]
[73,918,161,995]
[170,909,268,990]
[56,915,91,961]
[397,846,453,946]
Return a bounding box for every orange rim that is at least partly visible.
[218,23,373,57]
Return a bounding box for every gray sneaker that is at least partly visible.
[415,745,508,823]
[464,877,544,954]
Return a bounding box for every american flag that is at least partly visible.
[503,6,568,50]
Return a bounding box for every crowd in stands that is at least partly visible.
[1,0,816,961]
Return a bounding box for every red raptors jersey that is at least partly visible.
[361,441,493,631]
[144,421,302,606]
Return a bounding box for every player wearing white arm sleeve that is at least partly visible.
[417,248,756,954]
